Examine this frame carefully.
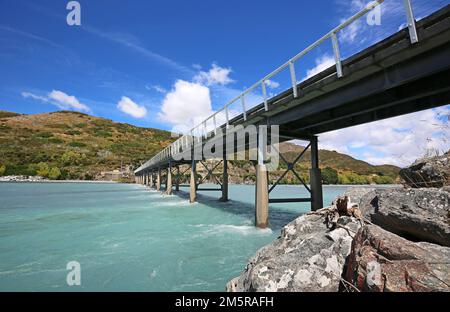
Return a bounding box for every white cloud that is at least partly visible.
[48,90,91,113]
[305,54,336,79]
[117,96,148,118]
[146,84,167,93]
[265,79,280,89]
[339,19,362,43]
[22,90,91,113]
[318,106,450,167]
[158,80,213,133]
[22,92,49,103]
[194,63,234,86]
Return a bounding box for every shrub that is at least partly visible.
[36,162,50,178]
[322,167,339,184]
[48,167,61,180]
[61,151,85,166]
[373,175,395,184]
[65,130,82,136]
[338,172,370,185]
[36,132,53,139]
[69,141,87,148]
[49,138,64,144]
[0,164,6,176]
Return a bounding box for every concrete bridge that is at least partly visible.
[135,1,450,228]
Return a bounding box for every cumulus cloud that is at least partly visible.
[318,106,450,167]
[158,80,213,133]
[117,96,148,118]
[305,54,336,79]
[22,90,91,113]
[194,63,234,86]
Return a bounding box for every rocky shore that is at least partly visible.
[227,154,450,292]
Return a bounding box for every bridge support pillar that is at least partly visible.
[310,136,323,211]
[156,168,161,192]
[166,163,173,195]
[220,160,229,202]
[150,172,154,189]
[255,127,269,228]
[190,160,197,203]
[255,164,269,228]
[175,166,180,192]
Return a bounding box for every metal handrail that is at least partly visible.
[136,0,419,174]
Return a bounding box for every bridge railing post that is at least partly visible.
[403,0,419,44]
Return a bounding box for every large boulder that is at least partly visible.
[226,208,362,292]
[357,188,450,247]
[344,224,450,292]
[400,153,450,188]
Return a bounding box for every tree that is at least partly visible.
[373,175,395,184]
[322,167,339,184]
[48,167,61,180]
[61,151,85,166]
[0,164,6,176]
[36,162,50,178]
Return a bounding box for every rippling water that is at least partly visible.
[0,182,353,291]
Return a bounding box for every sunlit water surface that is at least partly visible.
[0,182,359,291]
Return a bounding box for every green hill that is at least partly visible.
[0,111,173,180]
[0,110,400,183]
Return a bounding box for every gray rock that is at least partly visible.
[344,224,450,292]
[400,153,450,188]
[226,209,362,292]
[358,188,450,247]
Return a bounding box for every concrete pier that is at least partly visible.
[220,160,228,202]
[255,164,269,228]
[190,160,197,203]
[166,163,173,195]
[156,168,161,192]
[175,166,180,192]
[310,137,323,211]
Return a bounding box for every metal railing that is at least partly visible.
[135,0,419,174]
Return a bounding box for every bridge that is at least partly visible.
[135,1,450,228]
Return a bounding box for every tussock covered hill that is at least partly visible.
[0,110,400,183]
[0,110,173,180]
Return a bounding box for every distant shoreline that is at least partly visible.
[0,179,118,184]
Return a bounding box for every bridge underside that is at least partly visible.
[136,5,450,228]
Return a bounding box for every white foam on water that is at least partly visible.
[194,224,273,236]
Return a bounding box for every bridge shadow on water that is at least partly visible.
[170,188,303,232]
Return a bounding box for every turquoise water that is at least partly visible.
[0,182,351,291]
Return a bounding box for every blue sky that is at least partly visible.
[1,0,449,166]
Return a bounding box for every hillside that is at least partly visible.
[0,110,400,183]
[0,110,173,180]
